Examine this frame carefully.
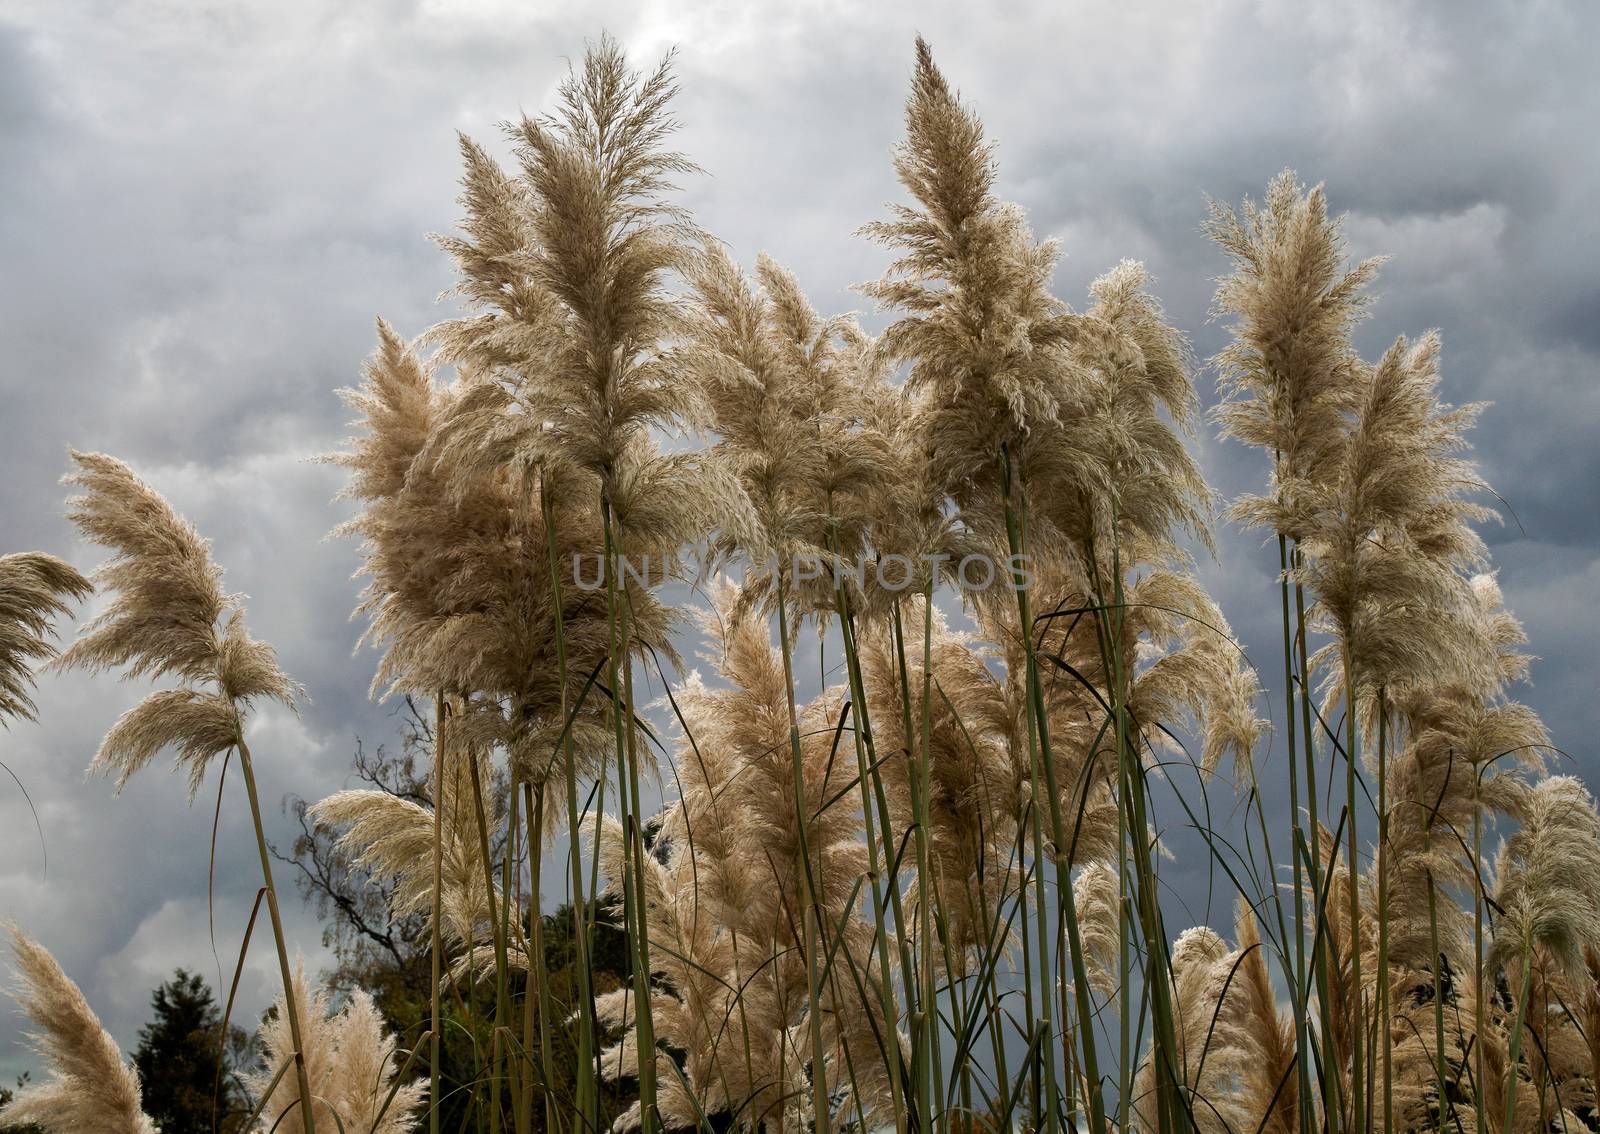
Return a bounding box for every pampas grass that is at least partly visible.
[252,960,426,1134]
[0,553,91,727]
[7,33,1596,1134]
[0,926,156,1134]
[56,450,298,797]
[52,449,321,1133]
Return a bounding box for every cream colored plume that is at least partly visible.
[0,925,156,1134]
[1207,170,1382,543]
[0,551,91,726]
[249,960,424,1134]
[589,583,898,1132]
[1492,776,1600,981]
[860,36,1078,503]
[422,34,717,586]
[54,451,297,798]
[309,735,502,967]
[857,598,1024,965]
[680,243,893,618]
[1132,904,1296,1134]
[323,989,427,1134]
[1072,862,1121,998]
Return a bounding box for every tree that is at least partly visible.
[131,970,251,1134]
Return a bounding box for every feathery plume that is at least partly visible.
[310,736,503,968]
[1303,331,1496,704]
[424,36,717,570]
[324,989,427,1134]
[1042,259,1211,569]
[1491,776,1600,982]
[250,961,423,1134]
[1073,862,1121,998]
[680,244,894,617]
[55,451,296,797]
[1206,170,1381,542]
[0,925,156,1134]
[590,584,898,1132]
[0,552,91,726]
[858,599,1024,964]
[860,36,1078,504]
[330,325,663,790]
[249,961,336,1134]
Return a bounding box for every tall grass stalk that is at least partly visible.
[238,737,321,1134]
[1293,555,1339,1133]
[999,447,1107,1134]
[1473,778,1486,1134]
[829,572,910,1132]
[772,569,832,1129]
[465,736,510,1134]
[602,493,659,1133]
[541,475,598,1134]
[1375,689,1391,1134]
[1341,657,1365,1134]
[889,600,945,1131]
[433,696,446,1134]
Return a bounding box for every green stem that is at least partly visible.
[1376,689,1392,1134]
[601,489,657,1134]
[525,783,556,1134]
[539,473,597,1134]
[466,742,510,1134]
[1278,534,1314,1134]
[236,737,318,1134]
[431,697,446,1134]
[890,602,941,1132]
[774,571,832,1131]
[1294,554,1338,1133]
[998,449,1106,1134]
[916,582,948,1121]
[503,760,524,1134]
[1473,784,1486,1134]
[832,585,909,1132]
[1342,661,1364,1134]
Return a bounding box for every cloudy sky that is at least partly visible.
[2,0,1597,1077]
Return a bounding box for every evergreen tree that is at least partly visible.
[131,970,249,1134]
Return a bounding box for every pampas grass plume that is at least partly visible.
[0,925,156,1134]
[0,552,91,726]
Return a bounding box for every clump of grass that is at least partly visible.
[6,32,1597,1134]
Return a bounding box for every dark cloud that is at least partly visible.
[2,0,1596,1077]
